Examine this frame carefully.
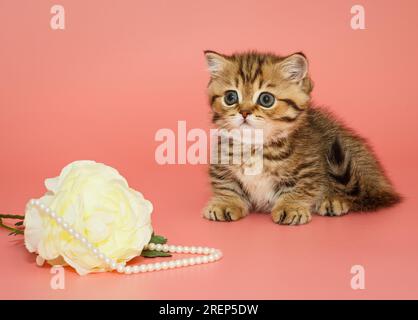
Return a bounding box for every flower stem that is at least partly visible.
[0,218,24,235]
[0,213,25,235]
[0,214,25,220]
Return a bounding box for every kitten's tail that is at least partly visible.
[351,190,402,212]
[327,137,401,212]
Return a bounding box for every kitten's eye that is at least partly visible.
[224,90,239,106]
[257,92,275,108]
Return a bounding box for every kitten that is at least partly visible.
[203,50,401,225]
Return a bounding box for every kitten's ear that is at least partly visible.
[278,53,308,82]
[204,50,230,77]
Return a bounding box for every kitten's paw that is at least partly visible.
[272,205,312,225]
[203,201,246,222]
[318,197,350,216]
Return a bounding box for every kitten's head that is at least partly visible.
[204,51,313,141]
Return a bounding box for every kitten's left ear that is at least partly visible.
[204,50,230,77]
[278,53,308,82]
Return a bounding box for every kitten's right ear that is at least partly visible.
[204,50,229,77]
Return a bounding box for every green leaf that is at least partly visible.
[0,214,25,220]
[149,234,167,244]
[15,221,23,226]
[141,250,172,258]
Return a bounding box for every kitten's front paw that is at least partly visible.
[203,201,246,222]
[318,197,350,216]
[272,205,312,225]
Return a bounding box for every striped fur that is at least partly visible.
[203,51,401,225]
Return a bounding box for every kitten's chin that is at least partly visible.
[239,123,253,130]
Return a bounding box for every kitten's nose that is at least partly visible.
[240,110,252,119]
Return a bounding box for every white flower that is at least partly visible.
[24,160,153,275]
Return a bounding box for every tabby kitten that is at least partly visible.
[203,50,400,225]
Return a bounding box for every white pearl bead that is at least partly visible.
[50,211,57,219]
[175,246,183,253]
[188,258,196,266]
[169,245,176,253]
[208,255,215,262]
[62,222,69,230]
[116,265,124,273]
[148,264,154,272]
[195,257,202,264]
[98,253,105,260]
[104,257,111,265]
[190,246,197,254]
[39,203,45,210]
[44,207,51,214]
[162,244,169,252]
[92,248,98,255]
[30,199,36,206]
[56,217,63,224]
[110,262,117,269]
[210,248,216,254]
[197,247,203,254]
[182,258,189,266]
[203,247,210,254]
[154,263,162,271]
[155,244,163,251]
[132,266,139,273]
[125,266,132,274]
[183,246,190,253]
[34,200,40,206]
[80,237,87,244]
[74,232,81,240]
[67,228,74,235]
[161,262,169,270]
[86,243,93,249]
[168,261,176,269]
[148,243,156,250]
[139,265,147,273]
[202,256,209,263]
[175,260,183,268]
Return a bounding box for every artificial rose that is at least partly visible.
[24,160,153,275]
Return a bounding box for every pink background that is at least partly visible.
[1,0,418,299]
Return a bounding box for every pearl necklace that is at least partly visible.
[28,199,223,274]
